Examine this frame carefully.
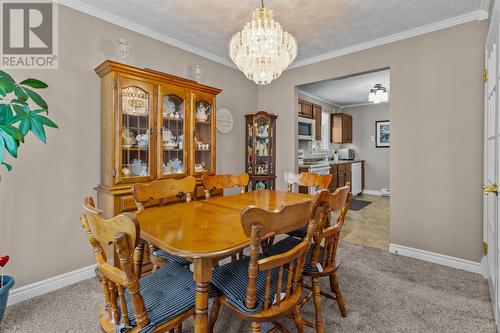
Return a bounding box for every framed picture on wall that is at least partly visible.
[375,120,390,148]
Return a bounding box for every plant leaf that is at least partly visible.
[0,138,5,163]
[0,104,13,124]
[30,118,46,143]
[0,129,18,157]
[32,109,48,115]
[33,114,58,128]
[19,78,48,89]
[0,85,6,97]
[19,118,30,135]
[14,86,28,102]
[0,70,15,84]
[0,124,23,142]
[2,162,12,171]
[24,87,47,109]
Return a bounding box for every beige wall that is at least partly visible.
[341,103,390,191]
[257,21,487,262]
[0,6,256,288]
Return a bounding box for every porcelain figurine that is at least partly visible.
[163,97,176,117]
[136,132,149,147]
[162,128,175,143]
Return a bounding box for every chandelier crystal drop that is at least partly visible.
[368,84,389,104]
[229,5,297,85]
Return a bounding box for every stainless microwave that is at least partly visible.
[298,117,315,140]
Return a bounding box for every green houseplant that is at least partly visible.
[0,70,58,171]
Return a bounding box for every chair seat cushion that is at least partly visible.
[267,237,337,273]
[211,256,289,315]
[118,263,216,333]
[286,226,307,238]
[152,249,191,267]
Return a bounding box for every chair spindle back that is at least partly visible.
[132,176,196,210]
[240,192,321,311]
[202,172,250,199]
[309,186,352,273]
[81,197,149,329]
[284,172,332,193]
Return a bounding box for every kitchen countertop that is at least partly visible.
[299,159,364,168]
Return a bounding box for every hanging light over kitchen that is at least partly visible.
[368,84,389,104]
[229,0,297,85]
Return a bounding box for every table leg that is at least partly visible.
[193,258,213,333]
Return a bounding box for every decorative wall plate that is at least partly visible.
[216,108,233,134]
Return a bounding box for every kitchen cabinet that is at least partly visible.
[313,104,322,140]
[330,113,352,143]
[298,99,314,118]
[329,164,338,192]
[337,163,352,189]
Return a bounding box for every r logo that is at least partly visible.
[2,2,53,54]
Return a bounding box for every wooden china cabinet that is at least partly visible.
[245,111,277,190]
[95,60,221,217]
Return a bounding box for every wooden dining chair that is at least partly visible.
[282,172,332,240]
[208,193,321,332]
[266,186,352,332]
[132,176,196,271]
[80,196,204,333]
[201,172,250,199]
[283,171,332,193]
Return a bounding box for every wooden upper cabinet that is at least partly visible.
[298,99,313,118]
[330,113,352,143]
[313,104,322,140]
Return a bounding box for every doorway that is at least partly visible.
[296,69,391,250]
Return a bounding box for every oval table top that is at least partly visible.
[135,190,311,259]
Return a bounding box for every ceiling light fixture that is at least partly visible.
[229,0,297,85]
[368,84,389,104]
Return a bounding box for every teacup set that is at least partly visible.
[163,97,182,119]
[196,142,209,150]
[136,132,149,147]
[122,128,137,148]
[194,162,205,173]
[163,128,178,149]
[164,158,183,174]
[123,159,149,177]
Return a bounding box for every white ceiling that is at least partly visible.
[62,0,486,69]
[299,70,390,107]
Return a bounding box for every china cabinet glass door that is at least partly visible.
[117,77,155,184]
[159,84,189,178]
[192,92,215,175]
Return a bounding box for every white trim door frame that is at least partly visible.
[484,2,500,327]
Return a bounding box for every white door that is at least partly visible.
[484,16,500,324]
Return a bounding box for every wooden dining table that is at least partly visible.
[135,189,312,333]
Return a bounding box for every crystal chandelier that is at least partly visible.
[229,0,297,85]
[368,84,389,104]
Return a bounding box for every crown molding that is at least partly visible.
[479,0,491,19]
[297,89,338,107]
[342,101,389,109]
[288,10,489,70]
[55,0,237,69]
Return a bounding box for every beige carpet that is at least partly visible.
[0,242,495,332]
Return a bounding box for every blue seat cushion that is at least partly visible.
[266,237,331,273]
[286,226,307,239]
[117,262,216,333]
[211,256,289,314]
[152,249,191,267]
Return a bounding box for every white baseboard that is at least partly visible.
[7,264,96,306]
[362,189,383,196]
[389,244,484,276]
